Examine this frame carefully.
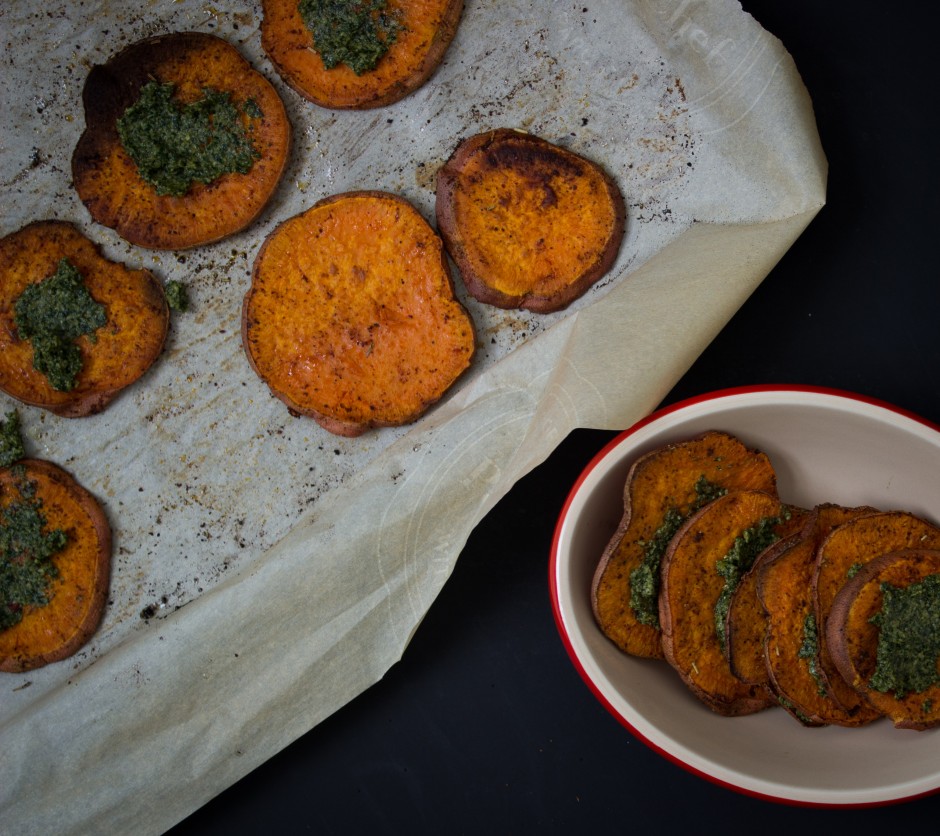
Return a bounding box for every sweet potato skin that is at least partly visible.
[826,549,940,730]
[72,32,291,250]
[261,0,464,109]
[0,459,111,673]
[591,431,777,659]
[813,511,940,718]
[435,129,626,313]
[242,190,476,437]
[659,490,789,715]
[757,504,879,726]
[0,220,169,417]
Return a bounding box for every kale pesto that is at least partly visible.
[868,573,940,698]
[298,0,403,75]
[714,512,786,654]
[117,81,261,197]
[14,259,107,392]
[165,280,189,313]
[797,612,828,696]
[0,411,25,469]
[1,470,67,631]
[629,475,727,628]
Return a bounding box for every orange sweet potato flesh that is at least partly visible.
[0,220,169,417]
[659,490,791,715]
[591,431,777,659]
[261,0,464,109]
[72,32,291,250]
[1,460,111,673]
[757,504,879,727]
[435,129,626,313]
[826,549,940,730]
[242,191,476,437]
[813,511,940,719]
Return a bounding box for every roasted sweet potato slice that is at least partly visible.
[435,128,626,313]
[1,459,111,673]
[826,549,940,730]
[591,431,777,659]
[72,32,291,250]
[660,490,796,715]
[242,190,475,437]
[261,0,464,109]
[757,504,880,726]
[0,220,169,417]
[813,511,940,719]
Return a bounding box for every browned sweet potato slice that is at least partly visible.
[592,431,777,660]
[826,549,940,730]
[660,490,795,715]
[435,128,626,313]
[724,508,812,687]
[813,511,940,718]
[242,190,475,437]
[1,459,111,673]
[0,220,169,417]
[261,0,463,109]
[758,504,880,726]
[72,32,291,250]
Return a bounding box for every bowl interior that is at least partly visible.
[552,388,940,805]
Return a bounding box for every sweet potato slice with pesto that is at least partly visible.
[591,431,777,659]
[72,32,290,250]
[1,459,111,673]
[0,220,169,417]
[242,191,475,437]
[813,511,940,720]
[826,549,940,730]
[261,0,464,109]
[660,490,797,715]
[436,129,626,313]
[757,504,879,727]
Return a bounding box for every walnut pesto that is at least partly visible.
[1,469,67,632]
[165,280,189,313]
[298,0,403,75]
[0,412,25,469]
[13,258,107,392]
[117,81,262,197]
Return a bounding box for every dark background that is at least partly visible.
[172,1,940,832]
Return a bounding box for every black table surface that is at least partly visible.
[171,1,940,833]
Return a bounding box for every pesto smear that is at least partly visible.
[1,468,67,632]
[797,612,828,696]
[117,81,261,197]
[0,411,26,469]
[14,259,107,392]
[165,280,189,313]
[298,0,403,75]
[869,573,940,699]
[714,513,785,654]
[629,476,727,628]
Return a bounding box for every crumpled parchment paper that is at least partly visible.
[0,1,826,832]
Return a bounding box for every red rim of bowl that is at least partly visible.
[548,383,940,808]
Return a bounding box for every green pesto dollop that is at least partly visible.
[629,475,728,628]
[0,411,26,469]
[1,470,67,632]
[298,0,402,75]
[14,259,107,392]
[714,513,785,654]
[797,611,828,697]
[117,81,261,197]
[868,573,940,699]
[165,280,189,313]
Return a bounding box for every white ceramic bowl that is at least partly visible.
[550,385,940,806]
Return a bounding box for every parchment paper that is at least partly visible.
[0,1,826,832]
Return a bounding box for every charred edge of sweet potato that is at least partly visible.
[0,220,169,418]
[813,511,940,718]
[260,0,464,109]
[435,128,626,313]
[241,190,476,437]
[71,31,291,250]
[826,549,940,730]
[0,459,112,673]
[590,430,777,661]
